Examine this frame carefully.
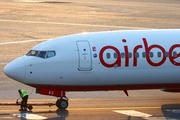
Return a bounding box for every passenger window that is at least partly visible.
[165,52,169,57]
[128,53,132,58]
[135,52,139,58]
[106,53,110,59]
[142,52,146,58]
[150,52,153,58]
[47,51,56,58]
[173,51,177,57]
[157,52,161,57]
[114,53,117,58]
[121,53,125,58]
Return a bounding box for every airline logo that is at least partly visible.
[99,38,180,68]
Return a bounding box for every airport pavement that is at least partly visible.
[0,0,180,119]
[0,96,180,119]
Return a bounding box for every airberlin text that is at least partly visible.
[99,38,180,68]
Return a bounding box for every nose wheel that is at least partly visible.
[56,97,69,109]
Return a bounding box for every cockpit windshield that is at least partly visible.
[26,50,56,59]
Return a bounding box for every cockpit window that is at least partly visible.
[37,51,47,58]
[47,51,56,58]
[26,50,56,59]
[26,50,38,56]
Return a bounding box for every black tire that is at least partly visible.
[27,105,33,111]
[56,99,68,109]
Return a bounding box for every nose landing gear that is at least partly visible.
[36,89,69,109]
[56,97,69,109]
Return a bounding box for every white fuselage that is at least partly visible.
[4,29,180,91]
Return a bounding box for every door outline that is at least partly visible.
[76,41,92,71]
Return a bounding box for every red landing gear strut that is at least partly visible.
[36,89,69,109]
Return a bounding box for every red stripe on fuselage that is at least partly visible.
[27,84,180,91]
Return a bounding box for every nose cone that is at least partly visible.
[4,57,25,83]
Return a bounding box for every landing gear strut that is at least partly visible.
[56,97,69,109]
[36,89,69,109]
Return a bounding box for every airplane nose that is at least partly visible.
[4,57,25,82]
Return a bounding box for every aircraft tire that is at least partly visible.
[56,99,68,109]
[27,105,33,111]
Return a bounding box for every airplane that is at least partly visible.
[3,29,180,109]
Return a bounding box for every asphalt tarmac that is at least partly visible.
[0,0,180,119]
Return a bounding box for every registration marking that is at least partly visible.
[13,113,47,119]
[114,110,152,118]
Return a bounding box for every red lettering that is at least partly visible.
[133,45,143,66]
[169,44,180,66]
[99,38,179,68]
[143,38,166,66]
[99,46,121,68]
[122,39,129,67]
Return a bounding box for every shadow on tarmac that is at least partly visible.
[18,109,69,120]
[49,109,69,120]
[161,104,180,120]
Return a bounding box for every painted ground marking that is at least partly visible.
[13,113,47,120]
[114,110,152,118]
